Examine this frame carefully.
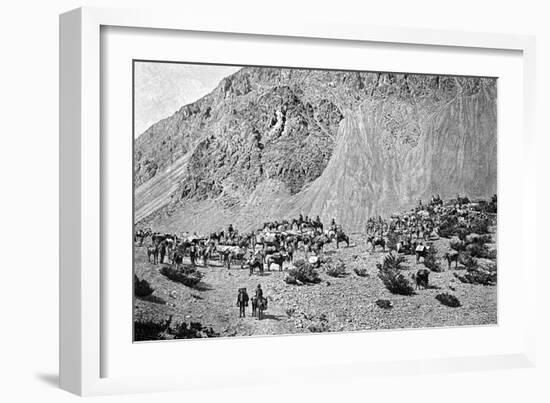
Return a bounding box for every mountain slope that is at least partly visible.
[135,68,497,232]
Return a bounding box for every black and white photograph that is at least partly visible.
[133,61,498,341]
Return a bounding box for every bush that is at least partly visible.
[459,254,478,270]
[286,259,320,284]
[454,262,497,285]
[353,267,368,277]
[160,266,203,287]
[435,293,461,307]
[134,316,172,341]
[326,261,347,277]
[378,254,407,272]
[173,321,219,339]
[423,247,443,272]
[450,240,466,253]
[376,299,393,309]
[465,242,488,258]
[134,274,154,298]
[468,217,490,235]
[377,254,414,295]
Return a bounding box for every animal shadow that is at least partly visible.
[261,313,282,321]
[142,294,167,305]
[193,282,214,292]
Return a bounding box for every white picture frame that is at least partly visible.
[60,6,537,396]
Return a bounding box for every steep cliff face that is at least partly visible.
[135,67,496,232]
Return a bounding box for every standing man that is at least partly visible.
[189,242,197,267]
[236,288,249,318]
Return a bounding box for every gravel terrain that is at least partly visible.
[134,231,497,339]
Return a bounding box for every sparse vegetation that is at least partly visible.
[173,321,219,339]
[353,267,368,277]
[454,262,497,286]
[326,261,347,277]
[423,246,443,272]
[376,299,393,309]
[377,254,414,295]
[450,240,466,253]
[285,259,321,284]
[134,274,154,298]
[435,293,461,307]
[134,315,172,341]
[160,266,203,287]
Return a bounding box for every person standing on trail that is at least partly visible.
[189,242,197,267]
[236,288,249,318]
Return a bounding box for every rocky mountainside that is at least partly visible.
[135,67,497,232]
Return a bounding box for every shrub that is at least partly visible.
[465,242,487,258]
[286,259,320,284]
[454,262,497,285]
[459,254,478,271]
[353,267,368,277]
[468,216,490,234]
[435,293,461,307]
[173,321,219,339]
[378,254,407,271]
[377,255,414,295]
[450,240,466,253]
[134,315,172,341]
[376,299,393,309]
[160,266,203,287]
[326,261,347,277]
[134,274,154,298]
[423,247,443,272]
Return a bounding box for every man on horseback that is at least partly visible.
[255,284,263,299]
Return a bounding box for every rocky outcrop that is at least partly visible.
[135,68,496,231]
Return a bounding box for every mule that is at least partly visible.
[367,236,386,252]
[412,268,430,289]
[251,296,268,320]
[147,245,159,264]
[444,251,459,269]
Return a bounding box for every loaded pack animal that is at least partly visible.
[367,235,386,252]
[265,251,289,271]
[247,253,264,275]
[412,268,430,289]
[219,246,248,270]
[134,228,151,246]
[414,243,431,263]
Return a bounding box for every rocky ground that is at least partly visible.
[134,231,497,340]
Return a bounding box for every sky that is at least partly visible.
[134,62,241,136]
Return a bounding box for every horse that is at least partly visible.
[412,268,430,289]
[220,246,247,270]
[367,236,386,252]
[147,245,159,264]
[247,256,264,276]
[251,296,268,320]
[265,252,288,271]
[444,251,459,269]
[334,231,349,249]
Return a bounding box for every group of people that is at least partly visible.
[236,284,265,318]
